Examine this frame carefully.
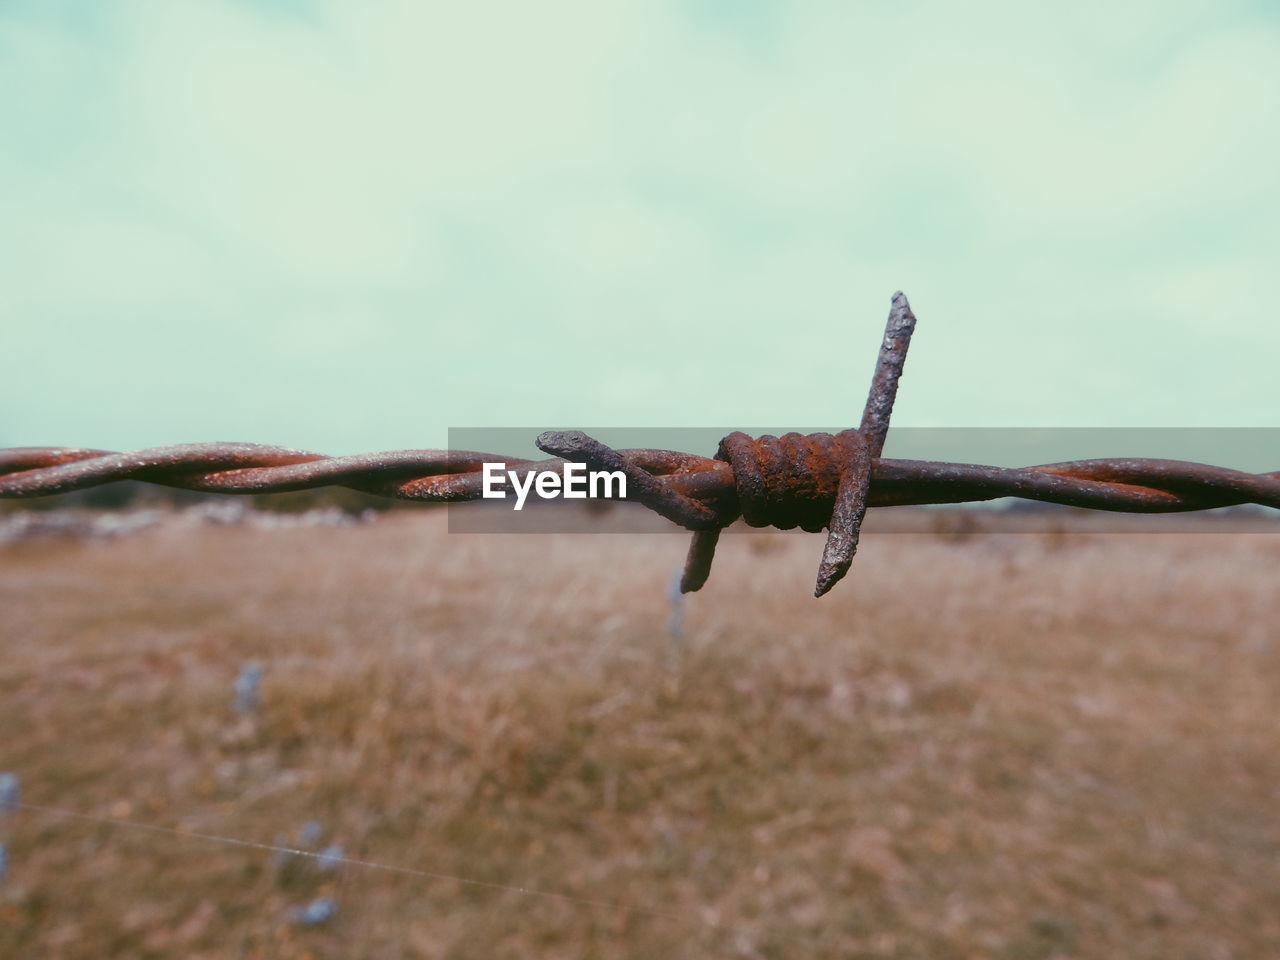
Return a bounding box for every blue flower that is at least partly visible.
[0,773,18,814]
[232,662,264,714]
[316,844,344,872]
[297,821,323,848]
[291,897,338,926]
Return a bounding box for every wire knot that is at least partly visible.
[714,430,868,533]
[537,291,917,598]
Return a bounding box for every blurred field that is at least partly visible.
[1,514,1278,959]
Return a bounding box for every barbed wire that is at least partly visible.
[2,293,1276,595]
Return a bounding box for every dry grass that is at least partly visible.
[1,514,1278,959]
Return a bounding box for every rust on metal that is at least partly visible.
[1,292,1277,596]
[676,290,914,595]
[534,430,721,531]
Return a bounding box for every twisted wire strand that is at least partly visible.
[3,444,1276,512]
[3,292,1276,596]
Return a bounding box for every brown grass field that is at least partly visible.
[1,512,1278,959]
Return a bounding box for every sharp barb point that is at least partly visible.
[813,557,851,598]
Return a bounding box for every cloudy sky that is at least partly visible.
[2,0,1276,456]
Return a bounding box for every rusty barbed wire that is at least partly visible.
[2,293,1277,596]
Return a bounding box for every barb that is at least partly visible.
[2,293,1277,595]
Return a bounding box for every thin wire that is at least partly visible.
[14,801,715,930]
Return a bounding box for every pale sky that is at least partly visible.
[2,0,1277,455]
